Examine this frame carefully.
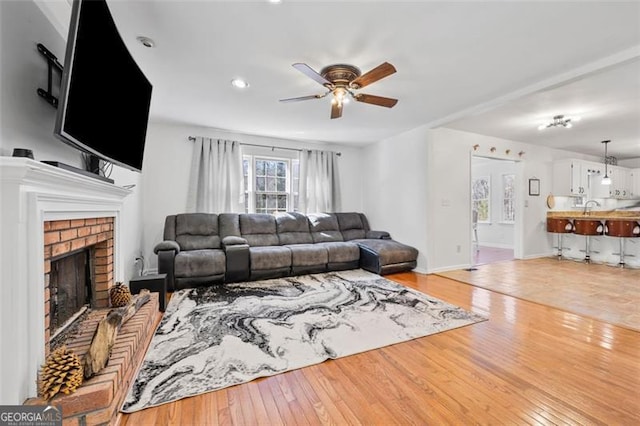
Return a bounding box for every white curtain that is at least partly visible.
[187,138,244,213]
[298,150,341,213]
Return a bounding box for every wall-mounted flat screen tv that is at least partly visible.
[55,0,152,172]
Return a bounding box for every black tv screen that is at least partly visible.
[55,0,152,172]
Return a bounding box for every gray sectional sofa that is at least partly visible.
[154,212,418,291]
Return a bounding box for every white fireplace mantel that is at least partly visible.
[0,157,131,404]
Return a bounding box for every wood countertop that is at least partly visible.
[547,211,640,221]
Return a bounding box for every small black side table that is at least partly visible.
[129,273,167,312]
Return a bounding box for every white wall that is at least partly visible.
[0,1,144,283]
[472,157,516,249]
[141,121,364,271]
[361,126,430,273]
[0,0,78,164]
[360,125,603,273]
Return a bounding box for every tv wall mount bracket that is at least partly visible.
[36,43,63,108]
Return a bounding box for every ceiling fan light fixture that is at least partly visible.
[280,62,397,119]
[332,87,348,104]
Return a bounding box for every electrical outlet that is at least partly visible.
[456,245,461,253]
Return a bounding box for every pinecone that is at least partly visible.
[109,282,131,307]
[38,346,83,400]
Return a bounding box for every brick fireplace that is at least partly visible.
[44,217,115,354]
[0,158,131,405]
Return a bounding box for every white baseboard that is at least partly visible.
[426,264,472,274]
[478,242,514,249]
[521,252,554,260]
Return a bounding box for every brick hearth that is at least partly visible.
[27,293,160,425]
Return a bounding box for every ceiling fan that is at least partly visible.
[280,62,398,119]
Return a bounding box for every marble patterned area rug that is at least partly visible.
[121,269,486,413]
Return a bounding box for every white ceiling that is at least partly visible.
[41,1,640,159]
[446,58,640,160]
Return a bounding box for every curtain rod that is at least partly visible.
[187,136,341,156]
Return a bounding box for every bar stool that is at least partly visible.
[604,220,640,268]
[546,218,573,259]
[573,219,604,263]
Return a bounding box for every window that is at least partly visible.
[472,176,490,223]
[502,174,515,223]
[243,155,299,213]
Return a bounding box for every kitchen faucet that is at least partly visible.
[583,200,600,215]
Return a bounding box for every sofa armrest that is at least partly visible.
[157,250,176,291]
[222,240,250,282]
[222,236,248,247]
[154,240,180,254]
[366,230,391,240]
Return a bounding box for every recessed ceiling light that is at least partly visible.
[136,36,155,48]
[268,0,282,3]
[231,78,249,89]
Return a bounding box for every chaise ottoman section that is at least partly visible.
[354,239,418,275]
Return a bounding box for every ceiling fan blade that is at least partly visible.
[279,93,328,103]
[354,93,398,108]
[293,63,333,87]
[330,102,343,119]
[350,62,396,89]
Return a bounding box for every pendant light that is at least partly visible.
[601,140,612,186]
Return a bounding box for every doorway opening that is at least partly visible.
[471,156,518,266]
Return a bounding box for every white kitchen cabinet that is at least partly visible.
[553,159,608,198]
[585,161,609,198]
[607,166,632,199]
[631,169,640,199]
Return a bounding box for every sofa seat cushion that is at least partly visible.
[353,239,418,266]
[250,246,292,270]
[286,244,329,266]
[174,249,225,278]
[315,242,360,263]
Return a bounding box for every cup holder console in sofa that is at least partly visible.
[155,212,418,291]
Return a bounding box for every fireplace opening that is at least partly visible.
[50,248,93,339]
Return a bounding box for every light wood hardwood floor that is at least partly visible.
[120,262,640,425]
[439,257,640,331]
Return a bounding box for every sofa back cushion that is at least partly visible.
[275,212,313,245]
[218,213,241,239]
[163,215,177,241]
[240,214,279,247]
[335,212,368,241]
[308,213,344,243]
[174,213,220,250]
